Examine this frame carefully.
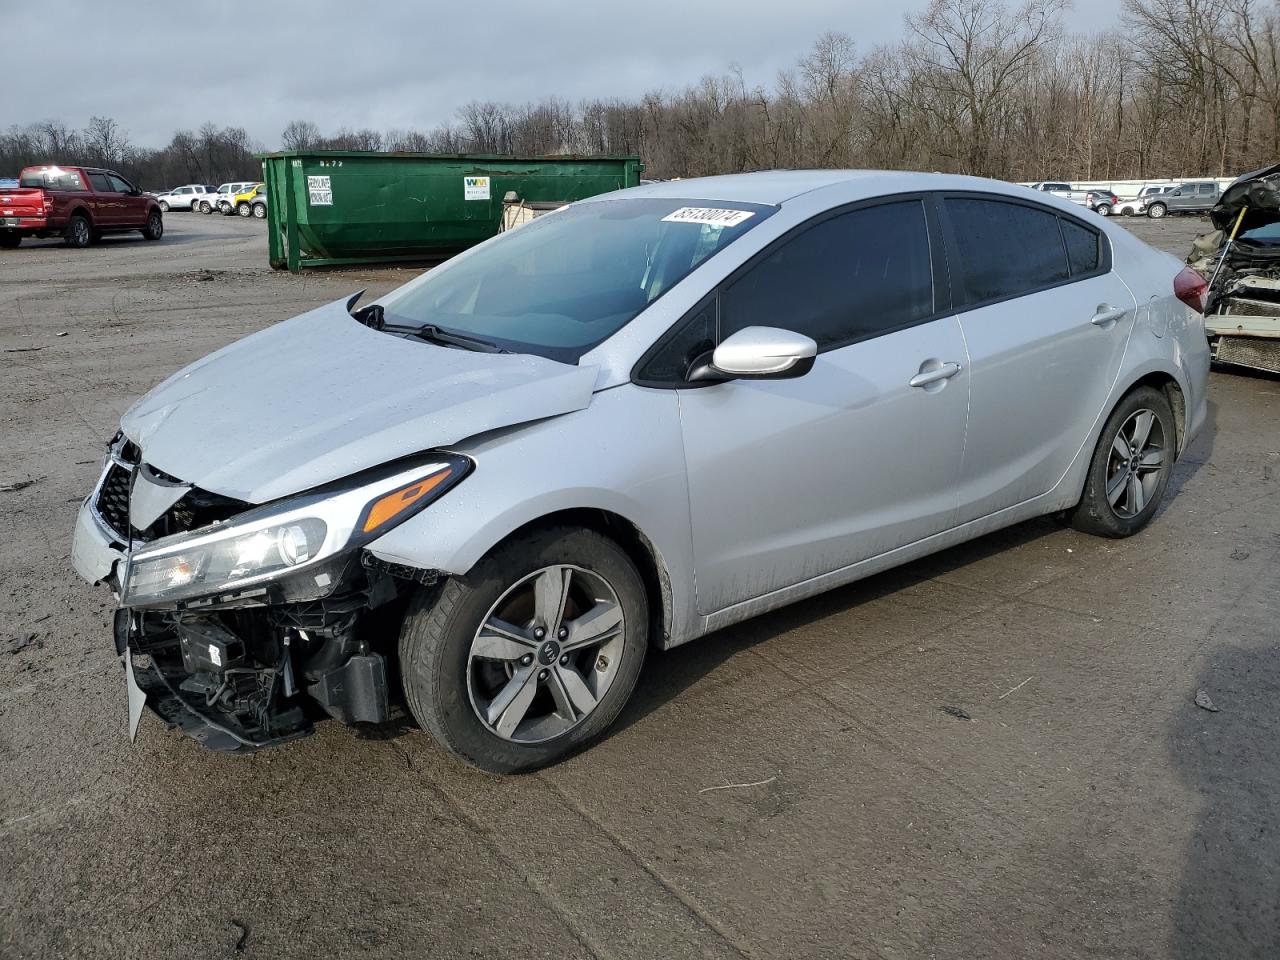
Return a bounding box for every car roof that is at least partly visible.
[595,169,1066,208]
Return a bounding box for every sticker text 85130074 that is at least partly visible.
[660,207,754,228]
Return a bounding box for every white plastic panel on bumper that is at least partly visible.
[71,500,125,585]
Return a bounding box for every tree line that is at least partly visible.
[4,0,1279,190]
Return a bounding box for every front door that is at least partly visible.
[937,195,1138,524]
[108,173,147,226]
[673,198,970,615]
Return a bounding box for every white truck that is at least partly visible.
[1028,181,1091,205]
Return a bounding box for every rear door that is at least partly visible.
[668,197,971,614]
[939,194,1137,524]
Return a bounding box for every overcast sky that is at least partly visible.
[9,0,1122,148]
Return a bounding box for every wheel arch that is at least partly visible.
[1116,369,1187,454]
[67,203,93,224]
[464,508,674,650]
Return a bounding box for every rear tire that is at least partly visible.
[236,201,251,218]
[399,526,648,773]
[1096,203,1112,217]
[0,232,20,248]
[1069,386,1175,538]
[64,213,92,248]
[197,200,210,214]
[252,202,266,219]
[1147,202,1167,219]
[141,210,163,241]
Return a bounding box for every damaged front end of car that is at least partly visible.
[73,433,469,752]
[1190,162,1280,374]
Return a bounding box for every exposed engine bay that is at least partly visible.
[84,432,453,751]
[1190,162,1280,374]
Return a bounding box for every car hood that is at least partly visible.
[1211,162,1280,232]
[120,296,600,503]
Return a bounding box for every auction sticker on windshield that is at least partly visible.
[661,207,755,228]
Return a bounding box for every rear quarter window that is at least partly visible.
[944,197,1070,305]
[1060,219,1101,276]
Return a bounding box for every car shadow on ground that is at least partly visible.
[1169,638,1280,958]
[617,514,1059,733]
[618,396,1220,736]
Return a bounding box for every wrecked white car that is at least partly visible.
[72,171,1208,772]
[1193,162,1280,374]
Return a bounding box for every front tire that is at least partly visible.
[141,210,164,241]
[1069,386,1175,538]
[158,200,169,213]
[399,526,648,773]
[1096,203,1112,217]
[1147,202,1167,219]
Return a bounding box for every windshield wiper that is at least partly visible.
[348,293,506,353]
[404,323,507,353]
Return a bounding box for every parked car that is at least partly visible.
[0,164,163,248]
[158,184,217,212]
[189,185,223,214]
[225,183,266,218]
[1028,181,1090,205]
[1086,189,1119,216]
[1116,185,1173,217]
[1146,181,1221,218]
[71,171,1209,771]
[207,181,257,215]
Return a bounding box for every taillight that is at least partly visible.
[42,194,53,212]
[1174,266,1208,312]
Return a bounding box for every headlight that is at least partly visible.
[122,454,470,607]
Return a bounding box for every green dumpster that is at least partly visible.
[258,151,645,272]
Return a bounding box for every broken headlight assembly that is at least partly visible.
[121,454,470,607]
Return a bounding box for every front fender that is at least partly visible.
[365,385,701,646]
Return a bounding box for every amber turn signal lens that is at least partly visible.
[362,470,452,534]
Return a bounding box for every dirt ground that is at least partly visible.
[2,211,1278,960]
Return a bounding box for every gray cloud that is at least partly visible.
[8,0,1120,148]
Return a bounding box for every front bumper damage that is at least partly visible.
[74,435,425,752]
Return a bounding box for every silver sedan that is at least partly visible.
[72,171,1210,771]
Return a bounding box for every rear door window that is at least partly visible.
[719,199,935,350]
[943,197,1071,305]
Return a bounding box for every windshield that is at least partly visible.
[379,197,774,362]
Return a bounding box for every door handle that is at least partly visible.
[909,361,962,388]
[1091,305,1128,326]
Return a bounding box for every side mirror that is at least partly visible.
[690,326,817,381]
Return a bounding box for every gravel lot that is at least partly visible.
[2,211,1278,960]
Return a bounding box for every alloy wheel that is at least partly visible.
[1106,408,1166,519]
[467,564,625,744]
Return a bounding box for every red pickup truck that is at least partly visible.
[0,165,164,249]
